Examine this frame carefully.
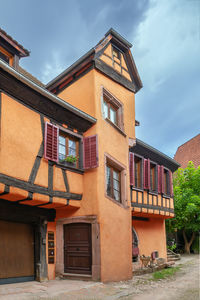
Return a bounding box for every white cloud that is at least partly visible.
[41,51,64,84]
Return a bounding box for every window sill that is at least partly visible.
[163,194,171,199]
[131,187,144,192]
[105,194,129,209]
[149,191,158,196]
[105,118,126,137]
[54,161,84,174]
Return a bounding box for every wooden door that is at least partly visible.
[64,223,92,274]
[0,220,34,280]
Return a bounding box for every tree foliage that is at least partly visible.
[166,161,200,253]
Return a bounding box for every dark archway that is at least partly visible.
[132,227,139,262]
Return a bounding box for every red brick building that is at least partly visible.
[174,134,200,168]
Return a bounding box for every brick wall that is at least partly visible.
[174,134,200,168]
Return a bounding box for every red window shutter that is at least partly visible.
[44,122,59,162]
[143,159,150,189]
[160,165,165,194]
[169,170,173,197]
[129,152,135,186]
[83,135,98,169]
[157,165,161,193]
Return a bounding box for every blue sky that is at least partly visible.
[0,0,199,158]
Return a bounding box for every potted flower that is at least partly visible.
[61,155,78,167]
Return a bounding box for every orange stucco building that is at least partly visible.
[0,28,179,284]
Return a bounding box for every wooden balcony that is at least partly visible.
[131,189,174,218]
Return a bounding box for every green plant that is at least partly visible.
[166,162,200,254]
[167,243,177,252]
[152,266,181,280]
[62,155,78,163]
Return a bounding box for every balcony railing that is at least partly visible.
[131,188,174,217]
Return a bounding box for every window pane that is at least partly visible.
[113,170,119,180]
[59,153,65,160]
[113,179,120,191]
[68,139,76,156]
[114,190,120,201]
[106,166,112,196]
[59,136,66,146]
[69,148,76,156]
[164,170,168,194]
[134,157,142,188]
[69,139,76,149]
[103,101,108,118]
[59,145,65,155]
[110,107,117,124]
[150,165,156,191]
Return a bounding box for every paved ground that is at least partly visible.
[0,254,199,300]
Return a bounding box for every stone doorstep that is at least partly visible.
[167,257,181,262]
[167,253,181,257]
[60,273,93,281]
[133,261,175,276]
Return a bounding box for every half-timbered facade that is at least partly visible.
[129,139,179,261]
[0,28,179,284]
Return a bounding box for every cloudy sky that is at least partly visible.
[0,0,199,158]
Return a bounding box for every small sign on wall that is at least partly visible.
[48,231,55,264]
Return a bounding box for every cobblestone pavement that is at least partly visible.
[0,254,199,300]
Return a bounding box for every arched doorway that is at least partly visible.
[132,227,139,262]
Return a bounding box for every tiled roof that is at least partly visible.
[0,28,29,57]
[18,66,45,87]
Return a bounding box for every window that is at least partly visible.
[150,162,157,192]
[105,153,126,206]
[0,51,9,63]
[159,166,173,197]
[103,99,118,125]
[58,133,79,167]
[163,168,170,196]
[129,153,143,189]
[0,46,13,66]
[59,134,77,160]
[112,46,121,60]
[106,165,121,201]
[129,151,174,197]
[112,45,124,75]
[134,156,143,189]
[102,88,124,131]
[44,122,99,170]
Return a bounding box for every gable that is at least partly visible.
[46,28,142,94]
[98,43,132,82]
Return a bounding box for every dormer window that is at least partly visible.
[112,46,121,60]
[0,46,13,66]
[0,28,30,69]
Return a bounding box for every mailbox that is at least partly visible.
[48,231,55,264]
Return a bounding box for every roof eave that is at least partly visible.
[0,29,30,57]
[133,138,180,170]
[46,48,95,89]
[0,58,96,126]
